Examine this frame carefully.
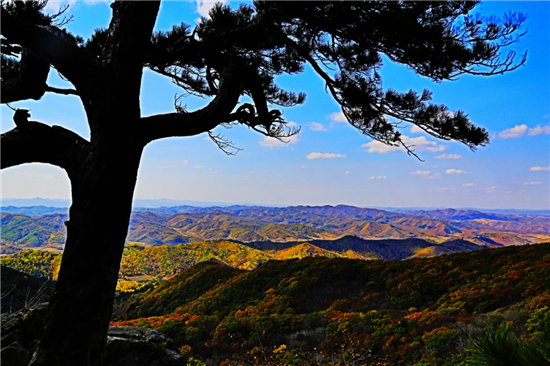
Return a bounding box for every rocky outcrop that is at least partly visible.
[105,326,184,366]
[1,303,185,366]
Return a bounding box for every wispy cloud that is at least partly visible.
[345,171,351,175]
[368,175,387,180]
[527,124,550,136]
[523,182,542,186]
[193,165,205,169]
[195,0,227,18]
[44,0,111,11]
[498,123,550,139]
[410,125,424,134]
[309,122,328,131]
[403,136,447,152]
[328,112,347,123]
[435,153,462,160]
[362,141,402,154]
[446,169,469,175]
[306,152,347,160]
[410,170,440,179]
[530,165,550,172]
[498,124,528,139]
[410,170,431,176]
[481,186,497,193]
[259,135,300,148]
[462,183,477,187]
[362,135,447,154]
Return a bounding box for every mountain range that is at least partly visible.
[1,205,549,255]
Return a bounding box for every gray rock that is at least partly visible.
[1,305,185,366]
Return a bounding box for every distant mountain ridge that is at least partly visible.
[2,205,548,255]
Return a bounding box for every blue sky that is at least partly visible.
[1,1,549,209]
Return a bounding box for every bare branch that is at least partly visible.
[208,131,241,156]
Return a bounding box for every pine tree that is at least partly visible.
[1,1,525,365]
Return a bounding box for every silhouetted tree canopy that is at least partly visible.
[2,0,525,157]
[0,1,526,365]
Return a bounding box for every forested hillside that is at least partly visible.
[1,236,489,284]
[112,243,550,365]
[2,242,549,365]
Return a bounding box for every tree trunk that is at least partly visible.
[29,137,144,366]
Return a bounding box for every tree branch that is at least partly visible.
[139,66,242,143]
[1,6,95,90]
[45,85,79,96]
[1,113,89,176]
[0,49,50,103]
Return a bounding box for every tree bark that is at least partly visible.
[29,138,144,366]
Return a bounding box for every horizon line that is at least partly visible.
[1,197,549,212]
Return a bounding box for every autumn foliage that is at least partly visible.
[111,243,550,365]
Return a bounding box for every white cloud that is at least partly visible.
[410,170,431,176]
[530,165,550,172]
[410,125,424,134]
[481,186,498,193]
[410,170,440,179]
[362,135,447,154]
[193,165,205,169]
[497,124,550,139]
[523,182,542,186]
[446,169,468,175]
[329,112,347,123]
[368,176,387,180]
[462,183,477,187]
[259,135,300,148]
[437,187,453,191]
[362,141,403,154]
[527,124,550,136]
[345,171,351,175]
[44,0,111,12]
[306,152,347,160]
[309,122,328,131]
[498,124,528,139]
[300,165,307,169]
[435,153,462,160]
[195,0,227,18]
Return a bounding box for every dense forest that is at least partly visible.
[104,243,549,365]
[3,241,549,365]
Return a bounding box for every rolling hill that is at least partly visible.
[2,205,549,255]
[1,236,490,282]
[112,242,550,366]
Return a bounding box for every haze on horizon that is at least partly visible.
[1,0,549,210]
